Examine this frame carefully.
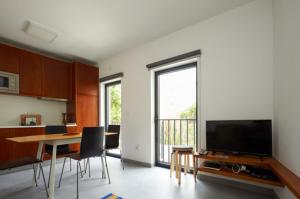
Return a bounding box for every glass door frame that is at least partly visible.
[104,80,122,158]
[154,62,198,168]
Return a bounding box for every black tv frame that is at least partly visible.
[206,120,272,157]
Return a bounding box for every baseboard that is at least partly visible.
[123,158,153,168]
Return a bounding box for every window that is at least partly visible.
[105,80,121,128]
[104,80,122,156]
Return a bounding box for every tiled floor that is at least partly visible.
[0,157,275,199]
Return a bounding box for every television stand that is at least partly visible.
[193,152,283,187]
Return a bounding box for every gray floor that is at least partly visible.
[0,157,276,199]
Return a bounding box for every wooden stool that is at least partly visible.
[170,146,193,185]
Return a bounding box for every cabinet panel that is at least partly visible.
[76,94,99,129]
[0,128,15,165]
[19,51,42,96]
[42,57,71,100]
[0,44,19,74]
[76,62,99,96]
[14,128,44,159]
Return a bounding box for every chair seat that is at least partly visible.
[0,157,42,170]
[66,153,81,160]
[172,145,193,152]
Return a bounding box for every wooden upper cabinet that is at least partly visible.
[19,51,43,96]
[42,57,71,100]
[0,43,19,74]
[75,62,99,96]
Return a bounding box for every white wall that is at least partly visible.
[273,0,300,198]
[0,94,66,126]
[98,0,274,165]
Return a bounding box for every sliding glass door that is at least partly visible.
[155,63,198,167]
[105,80,121,156]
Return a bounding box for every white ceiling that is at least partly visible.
[0,0,253,63]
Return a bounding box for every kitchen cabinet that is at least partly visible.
[19,51,43,96]
[0,43,19,74]
[0,128,15,165]
[14,127,44,160]
[76,62,99,96]
[42,57,71,100]
[76,94,99,130]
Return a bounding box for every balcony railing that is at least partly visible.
[157,119,197,165]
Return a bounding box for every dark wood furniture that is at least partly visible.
[193,152,300,199]
[19,50,43,96]
[42,57,72,100]
[0,43,19,73]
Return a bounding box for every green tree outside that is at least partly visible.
[109,84,121,124]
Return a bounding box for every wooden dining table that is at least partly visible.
[7,132,116,199]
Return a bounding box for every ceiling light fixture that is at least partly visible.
[23,21,58,43]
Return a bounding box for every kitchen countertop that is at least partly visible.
[0,124,77,128]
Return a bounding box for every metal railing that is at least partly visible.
[157,119,197,165]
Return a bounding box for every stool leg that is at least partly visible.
[170,153,174,178]
[178,154,181,185]
[175,151,179,179]
[184,155,187,175]
[187,155,190,173]
[193,156,196,182]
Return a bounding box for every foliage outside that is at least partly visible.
[109,84,121,124]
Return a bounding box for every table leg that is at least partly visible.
[48,142,57,199]
[33,141,44,186]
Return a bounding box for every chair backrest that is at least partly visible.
[105,125,121,149]
[80,127,105,159]
[45,125,69,154]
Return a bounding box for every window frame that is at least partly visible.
[104,80,122,131]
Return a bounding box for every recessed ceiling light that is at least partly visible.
[23,21,58,43]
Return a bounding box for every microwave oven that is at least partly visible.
[0,71,19,94]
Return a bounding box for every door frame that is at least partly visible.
[154,62,198,168]
[104,80,122,158]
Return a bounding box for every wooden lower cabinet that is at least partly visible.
[13,128,44,160]
[0,126,79,166]
[0,128,15,165]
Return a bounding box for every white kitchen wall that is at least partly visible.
[0,94,66,126]
[98,0,273,165]
[273,0,300,198]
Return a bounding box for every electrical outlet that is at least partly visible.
[135,145,140,151]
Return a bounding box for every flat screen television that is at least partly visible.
[206,120,272,157]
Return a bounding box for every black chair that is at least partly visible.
[39,125,78,185]
[58,127,110,199]
[105,125,124,169]
[0,157,48,197]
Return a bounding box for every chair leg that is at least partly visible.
[69,158,72,171]
[88,158,91,178]
[37,165,41,179]
[84,159,87,174]
[58,157,67,188]
[120,149,124,170]
[32,164,38,187]
[100,157,106,179]
[77,161,79,199]
[104,155,111,184]
[39,163,49,198]
[79,161,84,178]
[48,159,52,188]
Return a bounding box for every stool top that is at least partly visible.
[172,145,193,151]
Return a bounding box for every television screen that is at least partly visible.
[206,120,272,157]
